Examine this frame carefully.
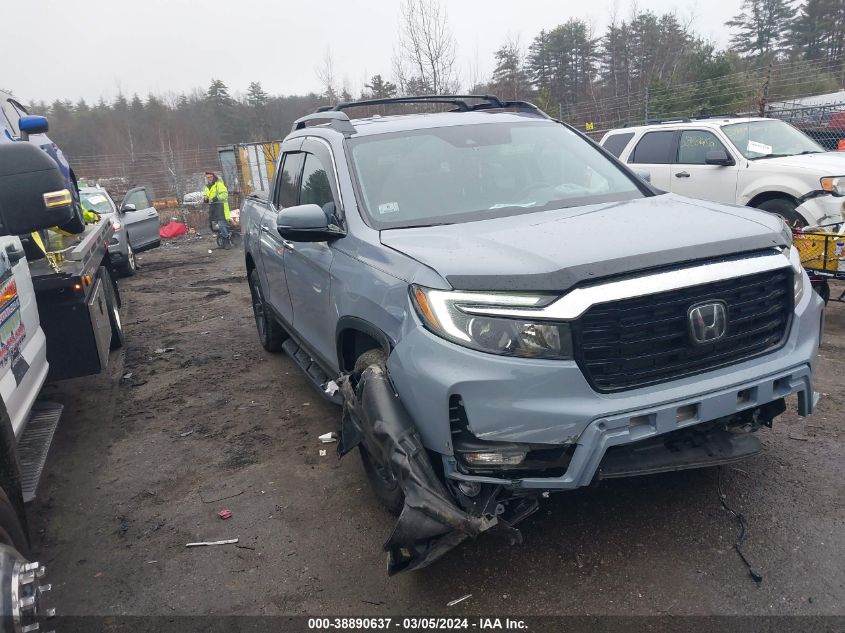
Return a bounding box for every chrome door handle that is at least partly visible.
[260,225,270,233]
[281,239,295,250]
[675,171,691,178]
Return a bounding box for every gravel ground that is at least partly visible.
[25,236,845,617]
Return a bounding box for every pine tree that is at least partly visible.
[246,81,269,108]
[364,75,398,99]
[490,40,531,101]
[726,0,797,58]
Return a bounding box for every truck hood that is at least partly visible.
[755,151,845,174]
[379,194,787,291]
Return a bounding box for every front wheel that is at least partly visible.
[117,245,136,277]
[756,198,807,228]
[352,350,405,516]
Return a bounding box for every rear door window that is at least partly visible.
[629,131,677,164]
[602,132,634,158]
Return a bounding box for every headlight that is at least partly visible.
[779,216,794,246]
[820,176,845,196]
[410,286,573,359]
[789,246,806,305]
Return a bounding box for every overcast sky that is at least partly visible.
[5,0,739,105]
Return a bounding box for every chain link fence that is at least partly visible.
[70,147,223,226]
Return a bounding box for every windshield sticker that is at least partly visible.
[378,202,400,215]
[747,140,773,155]
[85,194,107,205]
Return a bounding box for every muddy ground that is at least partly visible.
[27,236,845,617]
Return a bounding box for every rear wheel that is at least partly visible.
[756,197,807,228]
[352,350,405,516]
[249,269,286,352]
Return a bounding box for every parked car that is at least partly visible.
[243,96,823,574]
[79,185,160,275]
[600,116,845,227]
[0,89,86,234]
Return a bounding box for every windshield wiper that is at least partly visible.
[394,222,454,229]
[752,150,823,160]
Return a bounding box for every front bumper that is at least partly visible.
[387,272,824,492]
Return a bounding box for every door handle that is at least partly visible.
[5,244,25,264]
[281,239,295,250]
[260,225,270,233]
[675,171,691,178]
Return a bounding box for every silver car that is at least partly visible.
[79,185,161,276]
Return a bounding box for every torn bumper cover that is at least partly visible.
[337,365,499,576]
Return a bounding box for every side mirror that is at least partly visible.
[277,204,344,242]
[705,149,735,166]
[120,203,136,213]
[0,143,75,236]
[19,115,49,137]
[633,169,651,183]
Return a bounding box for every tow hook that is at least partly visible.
[0,545,55,633]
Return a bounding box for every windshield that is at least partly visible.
[348,121,646,228]
[721,120,824,159]
[80,191,116,214]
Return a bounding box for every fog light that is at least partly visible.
[462,450,526,466]
[457,481,482,497]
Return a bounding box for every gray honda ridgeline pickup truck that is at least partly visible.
[242,95,823,575]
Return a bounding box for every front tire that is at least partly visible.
[756,197,807,228]
[117,245,137,277]
[248,269,286,352]
[352,350,405,516]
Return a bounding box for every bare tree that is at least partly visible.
[315,48,339,104]
[393,0,458,94]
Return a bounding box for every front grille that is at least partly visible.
[573,267,793,393]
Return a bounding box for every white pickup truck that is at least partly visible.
[600,116,845,228]
[0,142,124,630]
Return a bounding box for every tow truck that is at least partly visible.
[0,142,124,632]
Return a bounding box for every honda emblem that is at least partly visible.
[688,301,728,344]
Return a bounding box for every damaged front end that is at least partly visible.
[336,364,536,575]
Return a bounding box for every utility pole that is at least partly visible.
[644,86,650,122]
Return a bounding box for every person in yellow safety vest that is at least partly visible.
[203,171,231,247]
[82,206,101,224]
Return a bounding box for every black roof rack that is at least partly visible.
[321,94,550,118]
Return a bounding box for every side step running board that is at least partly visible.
[281,340,343,405]
[17,402,63,503]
